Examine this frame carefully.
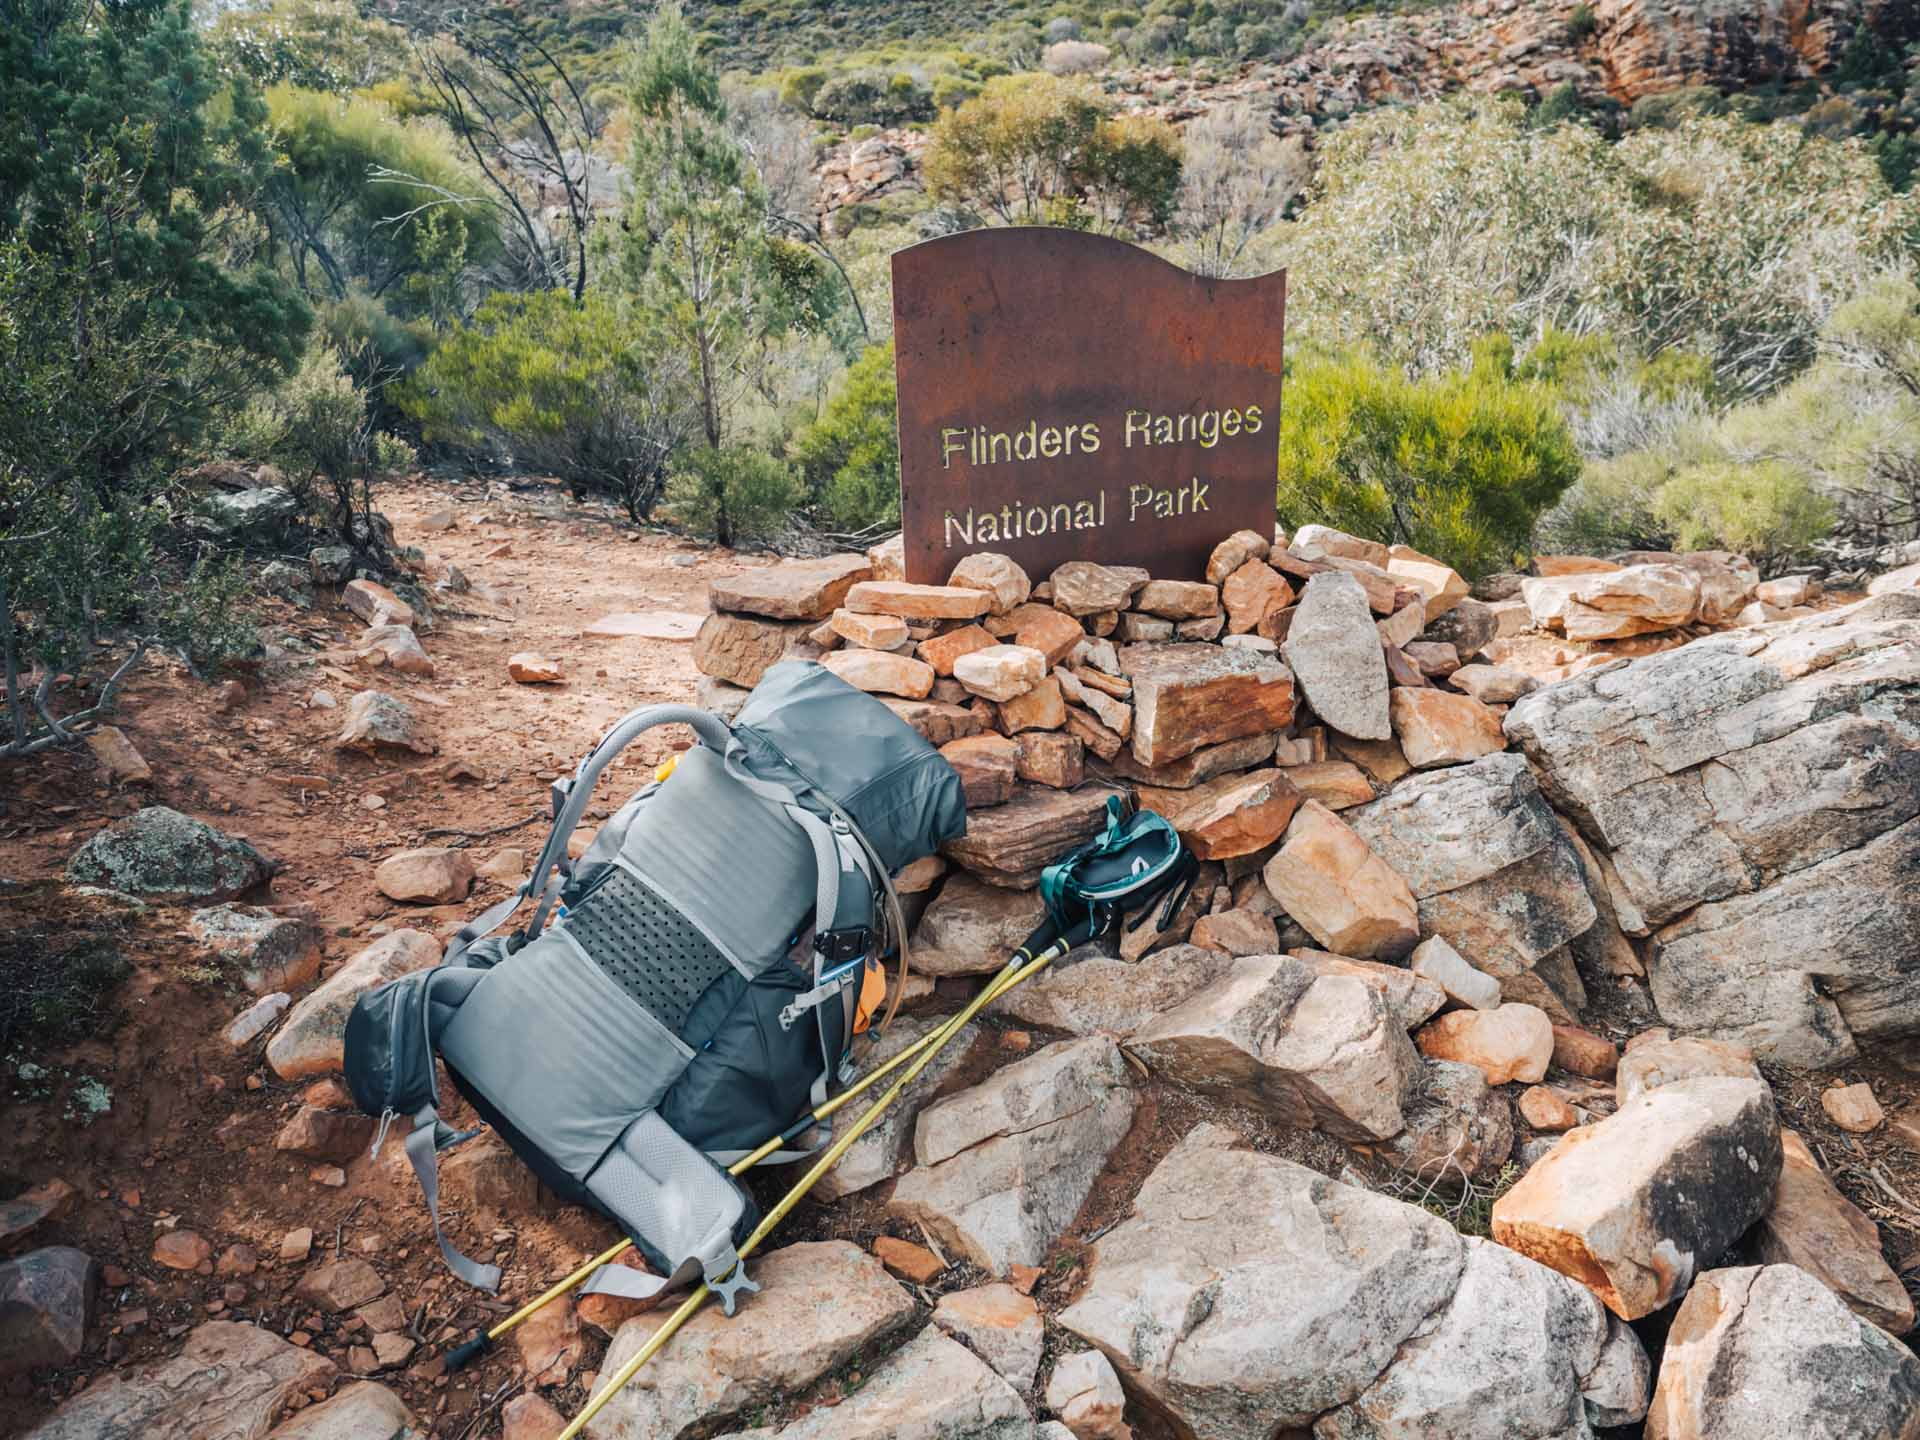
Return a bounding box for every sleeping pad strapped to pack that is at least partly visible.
[342,660,966,1312]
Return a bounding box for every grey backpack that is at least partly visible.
[343,661,965,1311]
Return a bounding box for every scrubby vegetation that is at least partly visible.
[5,0,1920,748]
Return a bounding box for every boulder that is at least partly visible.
[267,930,440,1080]
[1189,908,1280,956]
[1415,1004,1554,1084]
[1046,1350,1129,1440]
[1868,560,1920,597]
[1099,732,1277,790]
[998,676,1067,733]
[1280,760,1375,810]
[1119,643,1295,766]
[708,554,870,620]
[1519,1086,1580,1132]
[1261,801,1419,961]
[440,1129,551,1221]
[1221,560,1293,634]
[1323,1237,1649,1439]
[65,806,272,904]
[1551,1025,1619,1080]
[941,733,1021,809]
[21,1321,334,1440]
[1135,768,1301,861]
[933,1283,1044,1391]
[754,1327,1033,1439]
[1060,1124,1641,1440]
[1447,664,1538,704]
[1823,1081,1885,1133]
[692,613,811,688]
[1293,525,1390,567]
[1134,578,1220,621]
[1571,564,1699,623]
[1012,605,1088,666]
[1755,1130,1913,1334]
[814,1013,990,1205]
[226,992,291,1048]
[342,578,413,628]
[889,1037,1135,1273]
[508,652,565,684]
[356,624,432,676]
[1614,1035,1762,1106]
[1645,1265,1920,1440]
[309,545,353,584]
[0,1180,79,1249]
[1282,571,1391,740]
[920,623,998,676]
[1389,688,1507,769]
[373,847,474,905]
[585,1242,916,1439]
[1353,1059,1515,1184]
[1409,934,1501,1011]
[884,698,987,746]
[1346,753,1599,982]
[821,647,936,699]
[989,943,1236,1039]
[85,726,152,783]
[1422,598,1498,661]
[188,904,321,994]
[847,581,995,621]
[267,1381,415,1440]
[335,690,435,756]
[1491,1077,1782,1320]
[1207,528,1272,586]
[954,644,1047,702]
[1130,955,1418,1141]
[1288,949,1446,1030]
[0,1247,96,1376]
[1503,595,1920,1062]
[914,873,1047,974]
[949,551,1033,615]
[1015,732,1084,789]
[942,785,1126,888]
[1049,562,1149,616]
[1385,544,1469,619]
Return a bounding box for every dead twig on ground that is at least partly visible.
[423,813,541,846]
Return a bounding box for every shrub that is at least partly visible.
[1566,3,1596,42]
[777,65,829,113]
[665,446,803,544]
[790,342,899,529]
[924,73,1182,231]
[811,68,934,126]
[1653,460,1834,566]
[400,291,692,521]
[1275,349,1582,578]
[1278,98,1920,395]
[1043,39,1112,74]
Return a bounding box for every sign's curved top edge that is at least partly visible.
[891,224,1285,291]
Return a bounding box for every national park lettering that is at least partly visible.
[936,403,1264,548]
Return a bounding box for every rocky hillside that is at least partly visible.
[813,0,1917,221]
[5,478,1919,1439]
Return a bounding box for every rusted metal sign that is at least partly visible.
[891,228,1286,586]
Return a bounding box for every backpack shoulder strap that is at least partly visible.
[446,703,734,965]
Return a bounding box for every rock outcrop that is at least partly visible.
[1505,594,1920,1065]
[1059,1125,1646,1440]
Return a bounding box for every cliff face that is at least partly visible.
[1588,0,1908,101]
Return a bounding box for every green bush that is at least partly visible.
[1653,460,1834,566]
[401,291,690,522]
[1275,348,1582,578]
[666,446,804,544]
[777,65,829,112]
[811,68,935,126]
[790,342,899,529]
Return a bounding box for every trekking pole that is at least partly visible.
[555,920,1087,1440]
[442,950,1032,1371]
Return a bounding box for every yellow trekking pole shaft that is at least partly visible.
[446,953,1027,1369]
[558,940,1066,1440]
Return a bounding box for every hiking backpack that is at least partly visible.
[341,660,966,1312]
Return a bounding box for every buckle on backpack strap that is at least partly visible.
[812,926,871,963]
[706,1257,759,1316]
